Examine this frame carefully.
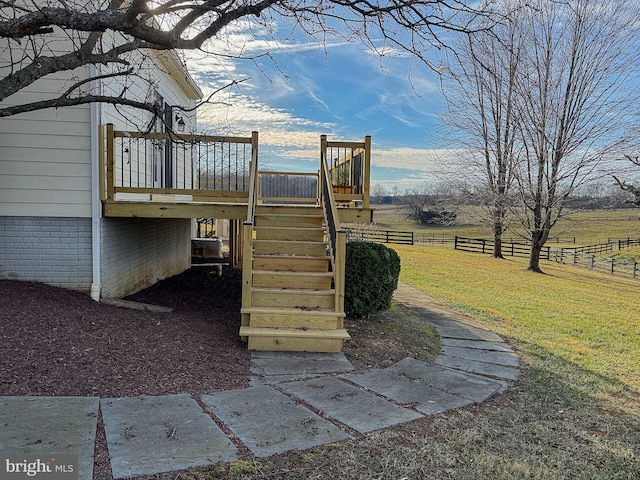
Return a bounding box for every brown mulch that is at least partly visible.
[0,265,408,398]
[0,265,250,398]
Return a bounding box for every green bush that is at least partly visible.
[344,241,401,318]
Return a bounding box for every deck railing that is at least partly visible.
[103,124,257,200]
[320,137,346,317]
[324,135,371,209]
[258,171,318,204]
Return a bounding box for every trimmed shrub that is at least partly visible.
[344,241,401,318]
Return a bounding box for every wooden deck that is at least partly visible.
[100,125,374,352]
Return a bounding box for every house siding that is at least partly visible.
[0,76,92,218]
[100,217,191,299]
[0,216,92,290]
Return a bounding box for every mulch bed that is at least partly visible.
[0,265,250,398]
[0,264,418,480]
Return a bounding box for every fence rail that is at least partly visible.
[552,251,638,279]
[454,236,550,259]
[346,229,414,245]
[612,238,640,250]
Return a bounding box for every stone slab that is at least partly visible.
[385,357,505,403]
[101,394,238,479]
[440,337,514,352]
[441,346,519,367]
[434,326,504,342]
[251,352,354,379]
[436,355,519,381]
[0,396,99,480]
[279,376,423,433]
[201,386,351,457]
[343,369,472,415]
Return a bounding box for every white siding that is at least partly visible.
[0,70,92,217]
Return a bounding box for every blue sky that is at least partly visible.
[186,21,457,191]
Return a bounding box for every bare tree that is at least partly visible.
[370,183,388,204]
[613,155,640,206]
[401,182,457,225]
[440,0,523,258]
[441,0,640,272]
[513,0,640,272]
[1,0,489,120]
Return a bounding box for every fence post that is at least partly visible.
[634,262,638,279]
[574,251,577,265]
[454,236,458,250]
[482,239,486,254]
[591,255,595,269]
[611,258,615,274]
[411,232,414,246]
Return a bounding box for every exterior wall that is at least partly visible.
[100,217,192,299]
[0,216,92,291]
[1,24,201,296]
[0,77,92,218]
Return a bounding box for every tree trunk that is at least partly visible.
[493,225,504,259]
[528,230,546,273]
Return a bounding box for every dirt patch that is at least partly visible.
[343,301,441,370]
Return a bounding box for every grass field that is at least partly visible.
[372,206,640,246]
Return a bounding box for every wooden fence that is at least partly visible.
[346,228,414,245]
[612,238,640,250]
[454,236,551,259]
[552,251,639,279]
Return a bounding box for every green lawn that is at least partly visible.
[394,245,640,399]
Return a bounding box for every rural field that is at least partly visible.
[208,208,640,480]
[371,205,640,246]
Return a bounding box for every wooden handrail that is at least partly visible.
[113,130,254,144]
[241,131,259,322]
[320,135,346,314]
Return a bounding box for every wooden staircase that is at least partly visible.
[239,204,350,352]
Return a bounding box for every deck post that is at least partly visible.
[335,229,347,328]
[98,124,106,201]
[363,135,371,210]
[106,123,115,201]
[241,222,253,329]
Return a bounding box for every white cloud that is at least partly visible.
[373,146,463,171]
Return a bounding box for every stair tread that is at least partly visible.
[241,306,345,316]
[254,225,324,230]
[240,326,350,339]
[253,254,331,259]
[252,287,335,294]
[253,270,333,276]
[255,212,324,217]
[254,239,327,243]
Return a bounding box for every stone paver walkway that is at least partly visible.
[0,282,518,479]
